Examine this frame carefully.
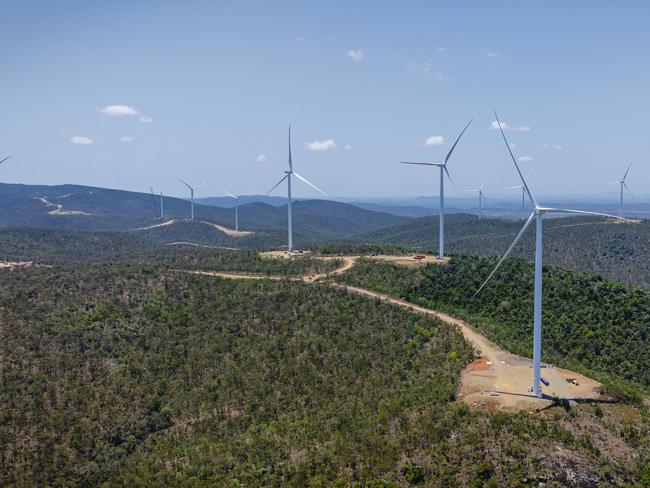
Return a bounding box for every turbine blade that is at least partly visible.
[505,185,522,190]
[288,125,293,172]
[605,180,620,184]
[220,188,238,199]
[493,109,538,207]
[480,173,491,189]
[179,178,192,190]
[399,161,438,166]
[266,174,288,195]
[444,119,473,164]
[465,188,481,192]
[623,161,633,181]
[195,181,207,189]
[293,171,327,196]
[542,207,633,222]
[475,212,535,296]
[0,155,12,166]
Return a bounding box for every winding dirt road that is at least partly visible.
[188,255,601,411]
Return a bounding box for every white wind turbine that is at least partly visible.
[179,179,206,220]
[476,110,630,399]
[465,174,490,219]
[266,126,327,252]
[220,188,240,231]
[400,120,472,260]
[607,162,634,218]
[505,169,533,209]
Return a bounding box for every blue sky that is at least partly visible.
[1,1,649,199]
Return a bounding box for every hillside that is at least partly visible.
[334,256,650,396]
[1,262,649,486]
[351,214,650,287]
[0,183,408,243]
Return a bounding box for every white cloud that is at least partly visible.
[70,136,93,145]
[509,142,517,149]
[347,49,364,62]
[490,120,531,132]
[518,155,534,162]
[255,154,267,163]
[344,144,352,151]
[295,36,304,41]
[543,143,563,150]
[487,52,500,58]
[139,116,153,123]
[305,139,337,151]
[407,62,446,81]
[100,105,138,117]
[425,135,445,146]
[436,46,446,52]
[119,136,133,143]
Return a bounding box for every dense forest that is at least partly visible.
[0,228,338,276]
[1,264,649,486]
[334,257,650,398]
[351,214,650,288]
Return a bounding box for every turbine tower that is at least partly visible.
[476,110,629,399]
[465,174,489,219]
[399,120,472,260]
[160,192,164,219]
[607,162,634,217]
[220,188,240,231]
[179,179,206,221]
[266,126,326,252]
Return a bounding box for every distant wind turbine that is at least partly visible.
[505,169,533,209]
[220,188,240,231]
[465,174,490,219]
[399,120,472,260]
[607,162,634,218]
[476,110,630,399]
[266,126,326,252]
[179,179,206,220]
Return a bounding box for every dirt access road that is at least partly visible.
[188,254,602,411]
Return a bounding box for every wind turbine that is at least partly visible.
[220,188,240,231]
[179,179,206,220]
[465,174,490,219]
[476,110,630,399]
[399,120,472,260]
[505,169,533,209]
[266,126,326,252]
[607,162,634,218]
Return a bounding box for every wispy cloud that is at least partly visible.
[255,154,267,163]
[347,49,364,62]
[436,46,446,52]
[425,135,445,146]
[490,120,531,132]
[305,139,337,151]
[295,36,304,41]
[407,62,446,81]
[518,155,534,162]
[100,105,138,117]
[543,143,563,150]
[344,144,352,151]
[487,52,500,58]
[70,136,93,145]
[119,136,133,143]
[139,116,153,123]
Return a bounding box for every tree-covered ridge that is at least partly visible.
[0,228,338,276]
[0,265,471,486]
[351,215,650,288]
[334,257,650,395]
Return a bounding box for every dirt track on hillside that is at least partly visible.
[187,255,602,411]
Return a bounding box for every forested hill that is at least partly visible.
[350,213,650,287]
[334,256,650,398]
[0,183,408,239]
